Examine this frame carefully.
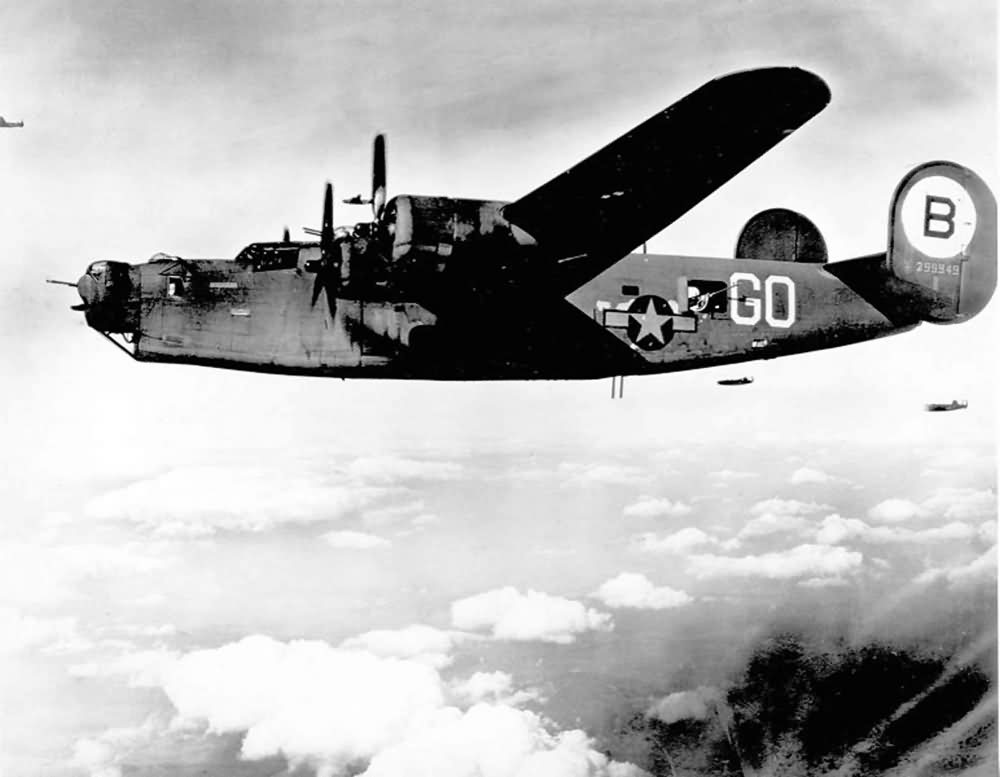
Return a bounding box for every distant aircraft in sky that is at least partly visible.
[0,116,24,128]
[924,400,968,413]
[49,67,996,384]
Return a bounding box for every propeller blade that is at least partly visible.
[310,273,323,307]
[71,303,89,311]
[283,226,290,243]
[46,279,78,287]
[372,134,386,220]
[302,226,321,237]
[321,183,335,255]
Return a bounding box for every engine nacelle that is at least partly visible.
[736,208,827,263]
[382,195,536,286]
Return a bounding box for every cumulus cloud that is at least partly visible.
[687,544,863,581]
[591,573,693,610]
[915,545,997,589]
[789,467,847,485]
[451,587,612,644]
[87,634,643,777]
[622,497,692,518]
[815,514,977,545]
[449,671,541,707]
[867,498,924,523]
[85,466,384,534]
[633,527,716,554]
[725,513,811,548]
[340,625,462,669]
[646,686,722,724]
[921,488,996,522]
[362,703,642,777]
[322,530,391,550]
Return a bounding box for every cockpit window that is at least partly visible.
[236,243,300,272]
[167,276,185,297]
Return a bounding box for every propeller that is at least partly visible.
[282,226,290,243]
[341,133,387,222]
[309,183,340,314]
[372,133,386,221]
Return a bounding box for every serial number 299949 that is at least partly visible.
[915,261,960,276]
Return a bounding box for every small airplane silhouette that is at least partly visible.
[924,400,968,412]
[0,116,24,128]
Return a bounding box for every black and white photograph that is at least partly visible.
[1,1,996,775]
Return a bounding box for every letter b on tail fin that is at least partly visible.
[888,161,996,323]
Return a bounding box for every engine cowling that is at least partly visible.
[736,208,827,263]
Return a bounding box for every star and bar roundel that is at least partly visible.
[602,294,698,350]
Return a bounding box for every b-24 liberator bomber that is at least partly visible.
[53,68,996,382]
[0,116,24,128]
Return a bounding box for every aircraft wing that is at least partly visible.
[502,67,830,290]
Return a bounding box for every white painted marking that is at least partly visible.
[210,281,238,289]
[900,175,976,259]
[764,276,796,328]
[729,272,761,325]
[230,308,251,317]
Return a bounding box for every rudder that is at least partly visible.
[887,161,996,323]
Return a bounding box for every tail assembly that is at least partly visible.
[886,161,996,323]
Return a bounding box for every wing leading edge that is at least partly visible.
[502,67,831,290]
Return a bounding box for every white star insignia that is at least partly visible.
[632,298,671,343]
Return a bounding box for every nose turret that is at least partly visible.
[73,260,140,333]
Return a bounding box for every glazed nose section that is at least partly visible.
[74,272,98,310]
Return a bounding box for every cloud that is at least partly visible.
[725,513,811,547]
[95,633,644,777]
[815,514,978,545]
[921,488,997,522]
[591,573,693,610]
[915,545,997,589]
[450,587,612,644]
[322,530,391,550]
[789,467,847,485]
[85,465,384,534]
[750,498,832,517]
[687,544,863,581]
[622,497,692,519]
[634,527,716,553]
[867,498,925,523]
[340,625,462,669]
[448,671,541,707]
[646,686,722,724]
[362,703,642,777]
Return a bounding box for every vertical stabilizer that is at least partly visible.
[887,161,996,323]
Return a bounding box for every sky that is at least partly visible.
[0,1,996,776]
